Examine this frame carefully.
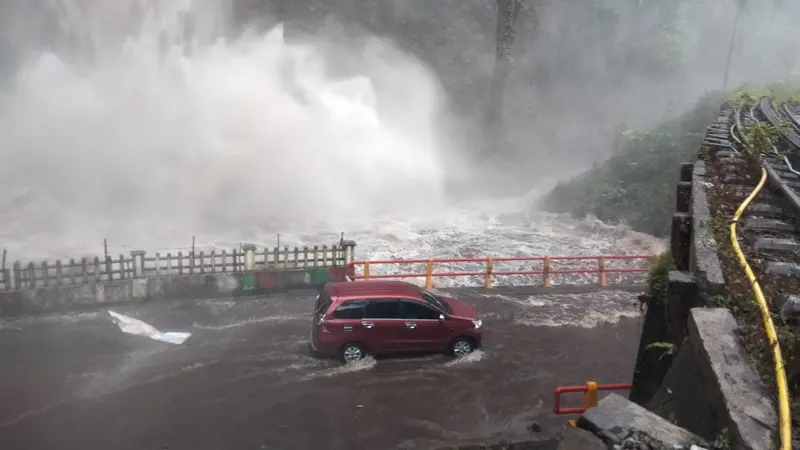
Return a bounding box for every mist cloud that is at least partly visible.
[0,0,452,239]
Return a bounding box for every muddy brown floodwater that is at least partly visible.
[0,288,643,450]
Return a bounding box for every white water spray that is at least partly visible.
[0,0,666,273]
[0,0,450,257]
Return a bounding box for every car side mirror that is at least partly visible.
[438,314,446,321]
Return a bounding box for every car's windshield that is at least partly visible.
[420,289,453,314]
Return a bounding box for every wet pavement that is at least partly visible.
[0,287,644,450]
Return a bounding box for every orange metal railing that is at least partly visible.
[553,381,632,425]
[346,255,652,289]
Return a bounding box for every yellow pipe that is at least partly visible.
[729,166,792,449]
[731,123,740,144]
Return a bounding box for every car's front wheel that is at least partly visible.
[340,342,366,363]
[448,337,475,358]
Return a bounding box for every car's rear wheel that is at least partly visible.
[449,337,474,358]
[340,342,366,363]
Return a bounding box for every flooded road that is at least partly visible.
[0,288,643,450]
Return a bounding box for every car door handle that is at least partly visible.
[343,325,353,332]
[362,322,375,329]
[405,322,417,329]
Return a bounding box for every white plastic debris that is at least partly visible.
[108,310,191,345]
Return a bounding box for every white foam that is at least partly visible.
[109,310,191,344]
[444,349,486,367]
[301,356,377,381]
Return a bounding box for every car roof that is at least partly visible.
[326,280,423,299]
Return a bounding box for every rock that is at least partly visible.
[527,421,543,433]
[577,393,708,449]
[555,427,605,450]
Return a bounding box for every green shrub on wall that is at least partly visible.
[540,91,726,237]
[647,251,673,302]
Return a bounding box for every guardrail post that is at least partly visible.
[243,244,256,271]
[598,256,606,288]
[583,381,598,410]
[485,257,493,289]
[363,260,370,281]
[544,256,551,288]
[426,258,434,289]
[130,250,145,278]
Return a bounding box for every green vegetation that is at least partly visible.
[540,91,726,237]
[645,341,676,361]
[540,77,800,238]
[646,251,673,301]
[728,77,800,107]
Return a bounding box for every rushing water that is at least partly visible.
[0,0,663,259]
[0,290,644,450]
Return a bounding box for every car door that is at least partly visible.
[362,299,405,353]
[326,299,368,349]
[398,300,448,351]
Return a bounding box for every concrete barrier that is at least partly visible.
[647,308,775,450]
[628,105,778,450]
[0,241,355,317]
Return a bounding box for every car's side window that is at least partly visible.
[400,301,440,320]
[332,300,367,320]
[364,299,402,319]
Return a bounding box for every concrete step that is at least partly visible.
[753,237,800,253]
[720,174,747,184]
[762,261,800,277]
[718,163,746,174]
[777,294,800,320]
[746,203,786,219]
[742,218,795,233]
[715,154,744,164]
[773,169,800,180]
[727,185,758,195]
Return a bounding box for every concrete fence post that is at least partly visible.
[679,162,693,183]
[676,182,692,213]
[131,250,146,278]
[341,240,357,264]
[243,244,256,271]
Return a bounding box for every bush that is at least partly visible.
[539,91,726,237]
[647,251,673,301]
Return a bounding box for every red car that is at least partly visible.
[311,280,483,363]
